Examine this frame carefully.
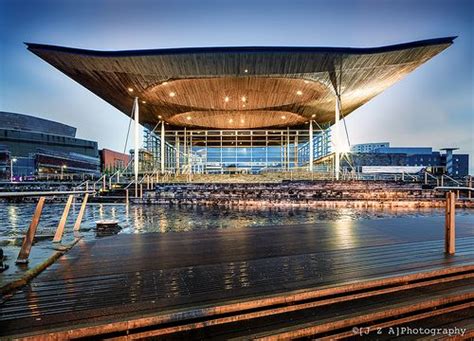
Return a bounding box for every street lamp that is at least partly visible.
[61,164,67,180]
[10,158,17,182]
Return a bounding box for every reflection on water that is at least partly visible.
[0,201,464,246]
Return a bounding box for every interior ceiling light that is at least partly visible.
[186,116,191,120]
[241,96,246,102]
[127,87,134,92]
[312,114,316,118]
[169,91,176,97]
[296,90,303,96]
[162,81,168,85]
[304,80,310,84]
[158,115,162,118]
[224,96,230,102]
[281,115,286,119]
[244,69,248,73]
[141,100,146,104]
[229,118,233,123]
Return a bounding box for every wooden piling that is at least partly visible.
[16,197,45,264]
[469,176,472,200]
[73,193,89,231]
[445,191,455,255]
[125,189,129,205]
[140,184,143,198]
[53,195,74,243]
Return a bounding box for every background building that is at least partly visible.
[0,111,100,180]
[346,142,469,176]
[100,148,131,174]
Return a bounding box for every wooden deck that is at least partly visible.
[1,215,474,337]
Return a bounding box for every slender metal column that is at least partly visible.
[220,131,223,173]
[189,131,193,174]
[334,95,341,180]
[294,133,298,167]
[265,131,268,168]
[160,121,165,173]
[309,121,314,172]
[133,97,139,197]
[205,131,208,174]
[287,127,290,170]
[175,132,180,174]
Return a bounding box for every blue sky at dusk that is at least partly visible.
[0,0,472,173]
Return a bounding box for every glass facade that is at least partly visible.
[143,127,331,174]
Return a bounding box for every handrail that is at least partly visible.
[0,190,94,198]
[435,186,474,192]
[424,171,438,181]
[442,174,462,186]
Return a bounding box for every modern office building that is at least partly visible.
[345,142,469,176]
[0,111,100,180]
[26,37,455,180]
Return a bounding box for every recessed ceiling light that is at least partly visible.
[244,69,248,73]
[242,104,246,108]
[186,116,191,120]
[128,87,134,92]
[304,80,310,84]
[158,115,162,119]
[281,115,286,119]
[141,100,146,104]
[241,96,246,102]
[311,114,316,118]
[240,119,245,123]
[224,96,230,102]
[229,118,233,123]
[162,81,168,85]
[169,92,176,97]
[296,90,303,96]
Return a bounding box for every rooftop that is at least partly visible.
[26,37,455,131]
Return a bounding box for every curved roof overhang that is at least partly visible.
[26,37,455,131]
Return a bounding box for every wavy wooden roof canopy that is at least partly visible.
[26,37,455,131]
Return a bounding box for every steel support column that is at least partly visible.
[133,97,139,197]
[309,121,314,172]
[334,95,341,180]
[160,121,165,174]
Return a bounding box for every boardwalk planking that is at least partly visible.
[1,215,473,336]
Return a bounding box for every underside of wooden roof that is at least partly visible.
[26,37,455,131]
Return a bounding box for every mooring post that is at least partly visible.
[102,175,106,191]
[140,183,143,198]
[468,176,472,200]
[73,193,89,231]
[445,191,455,255]
[16,197,46,264]
[53,195,74,243]
[125,188,129,205]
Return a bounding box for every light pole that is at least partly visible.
[10,157,17,182]
[61,164,67,180]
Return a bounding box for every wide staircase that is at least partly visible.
[137,180,450,207]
